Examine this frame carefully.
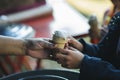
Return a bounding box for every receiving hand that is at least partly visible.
[55,47,84,69]
[67,37,83,51]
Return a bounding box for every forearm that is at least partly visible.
[0,36,26,55]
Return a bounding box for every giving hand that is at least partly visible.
[26,38,54,59]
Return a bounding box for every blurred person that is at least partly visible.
[88,0,117,44]
[100,0,116,37]
[54,0,120,80]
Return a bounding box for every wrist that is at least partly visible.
[79,54,84,66]
[23,39,32,56]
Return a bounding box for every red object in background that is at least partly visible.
[0,0,46,15]
[22,14,54,38]
[90,38,100,44]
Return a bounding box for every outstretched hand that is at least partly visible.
[26,38,54,59]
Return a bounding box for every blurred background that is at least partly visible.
[0,0,113,77]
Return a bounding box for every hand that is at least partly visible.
[55,47,84,69]
[25,38,54,59]
[67,37,83,51]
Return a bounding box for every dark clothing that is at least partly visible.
[79,12,120,80]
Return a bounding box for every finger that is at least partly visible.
[68,36,75,41]
[39,40,55,48]
[58,48,69,55]
[56,53,67,61]
[67,39,75,47]
[61,64,68,68]
[56,59,61,64]
[64,43,68,49]
[62,62,72,69]
[67,39,72,44]
[43,38,51,41]
[28,43,43,50]
[43,38,54,44]
[56,54,68,65]
[56,58,66,64]
[28,49,48,59]
[68,37,78,46]
[36,43,43,48]
[68,46,77,51]
[66,65,72,69]
[66,61,72,69]
[61,61,72,68]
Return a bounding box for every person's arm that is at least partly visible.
[0,36,26,55]
[80,55,120,80]
[0,36,54,59]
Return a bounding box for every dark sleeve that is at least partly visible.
[79,55,120,80]
[78,12,120,58]
[79,39,100,57]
